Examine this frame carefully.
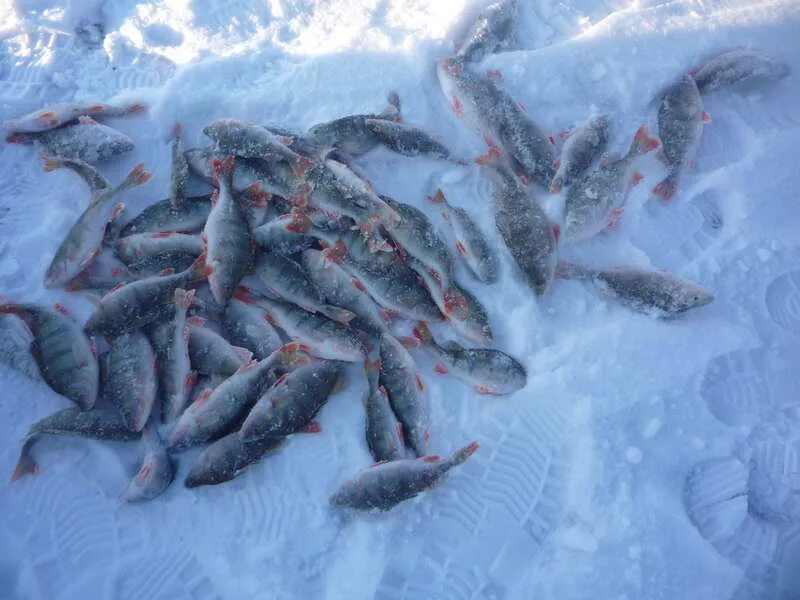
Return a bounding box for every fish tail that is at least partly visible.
[124,103,146,114]
[41,155,63,172]
[555,261,591,280]
[450,441,479,466]
[429,188,447,205]
[0,300,22,315]
[628,126,661,158]
[188,251,213,281]
[117,163,152,192]
[173,287,195,309]
[10,437,38,482]
[411,321,434,346]
[385,90,401,116]
[5,132,30,144]
[652,170,679,202]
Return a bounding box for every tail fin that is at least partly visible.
[173,288,196,309]
[5,132,29,144]
[384,90,401,117]
[124,103,147,115]
[188,251,213,280]
[42,155,62,172]
[10,438,38,482]
[429,188,447,205]
[628,125,660,157]
[411,321,434,345]
[116,163,152,192]
[652,169,680,202]
[450,441,479,466]
[555,261,591,280]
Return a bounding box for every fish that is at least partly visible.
[363,119,453,160]
[238,288,366,362]
[456,0,517,63]
[187,319,253,376]
[6,116,135,164]
[184,432,283,488]
[44,162,151,287]
[4,101,145,133]
[487,163,557,295]
[252,209,315,255]
[168,343,309,451]
[188,373,228,404]
[363,360,404,463]
[150,288,196,423]
[0,302,98,410]
[330,442,478,511]
[253,252,355,324]
[430,189,499,284]
[84,253,211,335]
[203,119,313,177]
[11,407,141,481]
[120,425,174,502]
[65,249,134,293]
[115,232,204,274]
[204,156,254,304]
[239,360,342,441]
[411,322,526,395]
[169,123,189,209]
[550,114,611,194]
[104,330,158,432]
[301,247,389,334]
[556,262,715,317]
[119,195,212,236]
[379,333,429,457]
[41,155,111,198]
[436,58,555,186]
[562,125,660,242]
[653,74,707,201]
[691,48,790,95]
[222,298,283,360]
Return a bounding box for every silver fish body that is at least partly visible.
[104,330,158,432]
[692,49,790,95]
[456,0,517,63]
[4,101,144,133]
[119,195,212,236]
[364,119,451,159]
[120,425,174,502]
[222,298,283,360]
[116,232,204,274]
[363,360,404,462]
[184,432,282,488]
[550,114,610,193]
[188,322,253,376]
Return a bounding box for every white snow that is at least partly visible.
[2,0,800,599]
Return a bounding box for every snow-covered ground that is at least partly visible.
[1,0,799,598]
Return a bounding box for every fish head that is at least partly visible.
[665,74,703,118]
[676,282,715,312]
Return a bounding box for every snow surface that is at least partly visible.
[1,0,800,598]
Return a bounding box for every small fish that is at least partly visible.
[7,116,135,164]
[653,74,707,202]
[11,407,141,481]
[252,209,315,255]
[240,360,341,441]
[412,322,526,395]
[184,432,283,488]
[487,163,557,295]
[556,262,714,317]
[363,119,452,160]
[379,333,429,457]
[430,189,499,284]
[120,425,174,502]
[104,331,158,432]
[691,49,790,95]
[41,155,110,197]
[119,195,212,236]
[168,343,309,451]
[456,0,517,63]
[330,442,479,511]
[204,156,254,304]
[222,298,283,360]
[254,252,355,325]
[150,288,196,423]
[169,123,189,209]
[84,253,211,335]
[188,373,228,404]
[363,360,404,463]
[563,125,659,242]
[4,101,145,133]
[550,115,611,194]
[188,319,253,376]
[116,232,204,274]
[45,163,151,287]
[0,302,98,409]
[65,249,134,293]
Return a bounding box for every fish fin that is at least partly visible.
[398,336,420,349]
[117,163,151,191]
[5,132,29,144]
[554,261,590,280]
[433,363,448,375]
[552,224,561,244]
[286,209,312,234]
[379,308,397,324]
[429,188,446,205]
[78,115,98,125]
[411,321,433,345]
[109,281,127,293]
[184,371,198,392]
[173,287,195,308]
[234,346,253,363]
[652,172,679,202]
[37,111,59,127]
[233,285,255,304]
[451,441,479,465]
[125,103,146,114]
[395,422,405,445]
[291,156,315,179]
[211,155,235,179]
[322,240,348,264]
[475,143,503,166]
[320,305,356,324]
[632,125,660,155]
[157,268,175,276]
[422,455,442,463]
[350,277,367,293]
[10,453,38,482]
[549,176,564,194]
[628,172,644,187]
[187,315,206,327]
[194,388,213,405]
[244,182,270,207]
[53,302,69,316]
[300,421,322,434]
[236,359,258,373]
[415,373,425,392]
[606,208,625,229]
[702,110,712,124]
[455,240,468,257]
[189,252,213,280]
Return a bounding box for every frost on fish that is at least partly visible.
[455,0,517,64]
[691,48,790,95]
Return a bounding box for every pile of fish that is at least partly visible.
[1,0,789,511]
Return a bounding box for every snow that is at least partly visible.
[1,0,800,599]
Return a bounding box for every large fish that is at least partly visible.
[204,156,254,304]
[239,360,341,441]
[187,319,253,376]
[556,262,714,317]
[330,442,478,511]
[550,114,611,194]
[119,195,212,236]
[487,163,557,295]
[104,331,158,432]
[184,432,283,488]
[4,101,144,133]
[456,0,517,63]
[116,232,204,274]
[45,163,151,287]
[411,322,526,395]
[653,74,707,201]
[120,425,174,502]
[11,407,141,481]
[379,334,429,457]
[169,123,189,209]
[168,343,309,451]
[84,253,211,335]
[363,119,453,160]
[0,302,98,410]
[222,298,283,360]
[436,58,555,186]
[363,360,404,463]
[7,116,135,164]
[562,125,659,242]
[691,49,790,96]
[430,189,499,284]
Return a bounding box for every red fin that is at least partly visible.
[54,303,69,316]
[451,95,463,118]
[351,278,366,292]
[379,308,396,324]
[89,337,99,359]
[37,111,59,127]
[422,455,442,463]
[396,422,405,444]
[264,312,277,326]
[415,373,425,392]
[702,111,712,124]
[184,371,197,392]
[398,336,420,349]
[125,103,146,114]
[628,172,644,187]
[652,179,676,202]
[110,282,127,293]
[455,240,468,257]
[300,421,322,434]
[233,285,254,304]
[157,268,175,276]
[634,125,661,153]
[42,156,61,172]
[10,454,38,482]
[245,182,270,207]
[88,104,105,112]
[433,363,448,375]
[548,135,556,146]
[606,207,625,229]
[443,289,468,316]
[5,133,25,144]
[286,209,312,234]
[150,231,173,238]
[195,389,212,405]
[212,155,235,179]
[486,68,503,82]
[475,385,494,395]
[187,315,205,327]
[552,160,561,170]
[475,139,502,165]
[552,224,561,243]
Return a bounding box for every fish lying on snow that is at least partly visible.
[563,126,660,242]
[119,195,212,236]
[0,301,98,410]
[653,74,708,202]
[187,319,253,376]
[252,209,315,255]
[222,298,283,360]
[411,322,526,395]
[7,116,135,164]
[556,262,714,317]
[691,48,790,95]
[11,408,141,481]
[169,123,189,209]
[330,442,478,511]
[120,425,174,502]
[104,330,158,432]
[116,232,204,274]
[363,359,404,463]
[185,432,283,488]
[550,115,611,194]
[4,101,144,133]
[44,162,151,287]
[455,0,517,64]
[363,119,454,160]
